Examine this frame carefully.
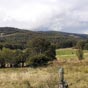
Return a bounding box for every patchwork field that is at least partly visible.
[0,48,88,88]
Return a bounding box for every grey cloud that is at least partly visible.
[0,0,88,33]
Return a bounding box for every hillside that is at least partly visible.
[0,27,88,49]
[0,27,88,39]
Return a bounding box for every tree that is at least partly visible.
[1,48,16,67]
[44,45,56,60]
[27,38,56,66]
[76,40,86,49]
[27,38,50,54]
[76,48,84,60]
[84,43,88,50]
[28,54,49,67]
[0,50,5,68]
[13,49,25,67]
[76,41,84,60]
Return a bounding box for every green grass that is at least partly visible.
[56,48,88,60]
[56,48,76,55]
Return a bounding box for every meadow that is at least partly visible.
[0,48,88,88]
[56,48,88,59]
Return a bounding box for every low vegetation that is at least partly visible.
[0,38,56,68]
[0,57,87,88]
[0,48,87,88]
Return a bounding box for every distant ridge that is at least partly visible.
[0,27,88,40]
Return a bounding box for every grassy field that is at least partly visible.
[0,48,88,88]
[56,48,88,60]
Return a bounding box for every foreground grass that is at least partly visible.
[0,59,88,88]
[0,48,88,88]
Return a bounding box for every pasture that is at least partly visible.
[0,48,88,88]
[56,48,88,60]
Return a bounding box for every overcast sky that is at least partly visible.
[0,0,88,33]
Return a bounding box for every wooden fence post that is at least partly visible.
[58,68,68,88]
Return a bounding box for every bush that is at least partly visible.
[76,48,84,60]
[84,43,88,50]
[28,54,49,67]
[76,40,85,49]
[27,38,56,67]
[44,45,56,60]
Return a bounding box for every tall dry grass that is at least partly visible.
[0,58,88,88]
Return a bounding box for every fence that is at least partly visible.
[58,68,68,88]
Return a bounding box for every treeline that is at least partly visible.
[51,39,77,49]
[0,36,77,50]
[0,38,77,50]
[51,38,88,49]
[76,40,88,50]
[0,38,56,68]
[0,43,25,50]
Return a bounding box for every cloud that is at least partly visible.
[0,0,59,29]
[0,0,88,33]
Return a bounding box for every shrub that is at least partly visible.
[76,48,84,60]
[27,38,56,67]
[28,54,49,67]
[76,40,85,49]
[84,43,88,50]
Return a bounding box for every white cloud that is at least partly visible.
[0,0,88,33]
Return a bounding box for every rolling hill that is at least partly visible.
[0,27,88,39]
[0,27,88,49]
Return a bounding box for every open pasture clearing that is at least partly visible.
[56,48,88,60]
